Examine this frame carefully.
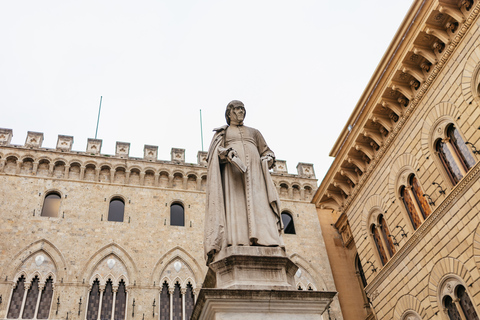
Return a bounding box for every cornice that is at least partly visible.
[364,160,480,299]
[313,1,480,211]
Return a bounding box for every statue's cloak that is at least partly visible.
[204,125,283,263]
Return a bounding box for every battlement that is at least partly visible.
[0,128,315,178]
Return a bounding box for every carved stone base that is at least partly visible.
[205,246,297,290]
[190,289,336,320]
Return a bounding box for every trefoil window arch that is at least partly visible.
[7,275,55,319]
[86,278,127,320]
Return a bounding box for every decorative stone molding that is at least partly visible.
[365,160,480,299]
[171,148,185,163]
[0,128,13,146]
[392,294,425,320]
[56,135,73,152]
[388,153,420,198]
[25,131,44,148]
[296,163,315,178]
[461,44,480,104]
[86,138,102,155]
[428,257,473,314]
[144,145,158,161]
[115,142,130,158]
[274,160,288,173]
[197,151,207,166]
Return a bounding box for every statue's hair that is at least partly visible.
[225,100,245,125]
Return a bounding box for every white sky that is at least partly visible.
[0,1,413,183]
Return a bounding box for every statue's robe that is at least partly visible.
[204,124,284,261]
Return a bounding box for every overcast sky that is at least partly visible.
[0,1,412,183]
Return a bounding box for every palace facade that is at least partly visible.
[0,129,341,320]
[313,0,480,319]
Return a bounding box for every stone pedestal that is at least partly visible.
[206,246,297,290]
[191,289,336,320]
[193,247,336,319]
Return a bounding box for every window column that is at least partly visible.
[453,298,468,320]
[64,165,70,179]
[18,282,30,319]
[97,285,105,320]
[33,283,44,319]
[181,288,186,320]
[168,287,174,320]
[80,166,86,180]
[111,286,117,320]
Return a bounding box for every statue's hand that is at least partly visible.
[261,155,274,168]
[227,148,238,160]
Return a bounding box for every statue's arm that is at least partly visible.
[255,129,276,169]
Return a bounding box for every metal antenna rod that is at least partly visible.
[95,96,103,139]
[200,109,204,152]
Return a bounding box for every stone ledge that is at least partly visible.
[191,288,337,320]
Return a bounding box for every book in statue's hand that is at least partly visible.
[230,155,247,173]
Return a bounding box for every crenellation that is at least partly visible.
[0,129,312,178]
[274,159,288,173]
[171,148,185,163]
[296,162,315,179]
[0,128,13,146]
[144,144,158,161]
[115,141,130,158]
[197,151,207,166]
[86,138,102,155]
[24,131,43,148]
[56,135,73,152]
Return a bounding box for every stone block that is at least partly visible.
[206,246,297,290]
[274,160,288,173]
[144,145,158,161]
[86,138,102,155]
[191,288,336,320]
[115,142,130,158]
[56,135,74,152]
[197,151,207,166]
[171,148,185,163]
[0,128,13,146]
[297,163,315,178]
[24,131,43,148]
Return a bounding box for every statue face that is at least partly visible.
[230,104,245,122]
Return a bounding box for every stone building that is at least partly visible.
[313,0,480,319]
[0,129,341,320]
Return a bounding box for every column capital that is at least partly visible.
[168,287,175,295]
[99,285,105,293]
[112,286,118,293]
[180,288,187,295]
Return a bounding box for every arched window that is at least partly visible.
[108,198,125,222]
[160,282,170,320]
[281,212,296,234]
[400,174,431,230]
[41,192,61,217]
[441,278,479,320]
[86,279,127,320]
[436,124,476,185]
[371,224,388,266]
[7,275,54,319]
[378,215,395,257]
[170,203,184,226]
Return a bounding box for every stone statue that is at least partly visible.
[204,100,284,265]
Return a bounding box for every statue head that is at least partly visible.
[225,100,246,125]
